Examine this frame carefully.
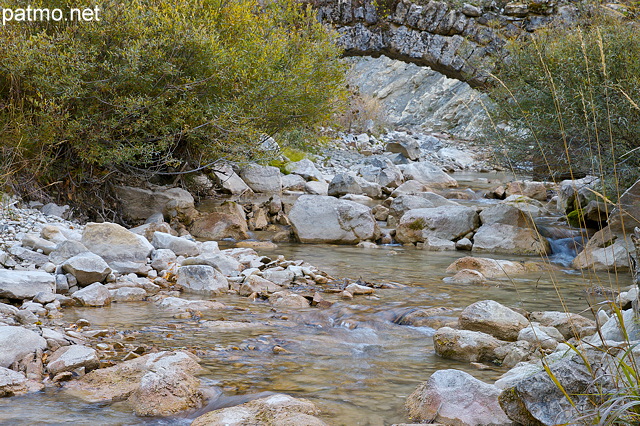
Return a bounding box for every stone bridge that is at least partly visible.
[315,0,577,87]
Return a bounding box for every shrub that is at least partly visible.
[484,14,640,196]
[0,0,346,205]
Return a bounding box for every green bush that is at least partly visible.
[0,0,346,194]
[484,14,640,196]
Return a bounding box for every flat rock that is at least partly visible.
[459,300,528,341]
[72,283,112,307]
[151,232,199,257]
[176,265,228,294]
[0,270,56,300]
[81,223,153,273]
[47,345,100,375]
[0,326,47,368]
[0,366,28,397]
[62,253,112,286]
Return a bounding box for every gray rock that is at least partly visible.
[150,249,177,272]
[473,223,550,255]
[572,226,633,271]
[115,186,194,222]
[0,270,56,300]
[389,195,434,218]
[269,291,310,309]
[398,161,457,188]
[211,164,252,195]
[47,345,100,375]
[239,164,282,193]
[151,232,199,257]
[110,287,147,302]
[289,195,379,244]
[433,327,508,363]
[62,253,112,286]
[406,369,510,425]
[182,253,242,277]
[529,311,596,340]
[0,326,47,368]
[0,366,28,397]
[41,203,70,218]
[55,274,69,294]
[282,174,307,191]
[459,300,529,341]
[49,240,89,265]
[21,234,57,255]
[479,203,532,228]
[328,173,364,197]
[517,324,563,350]
[357,157,404,188]
[284,159,323,182]
[81,223,154,273]
[437,147,476,169]
[261,269,295,286]
[176,265,228,294]
[8,246,50,267]
[72,282,112,307]
[395,205,479,243]
[239,275,282,296]
[386,137,420,160]
[505,180,548,201]
[304,180,329,196]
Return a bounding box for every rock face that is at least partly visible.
[62,253,112,286]
[0,326,47,368]
[395,206,478,243]
[64,351,205,417]
[176,265,229,294]
[81,223,153,273]
[398,161,458,188]
[459,300,529,341]
[239,164,282,193]
[191,393,327,426]
[0,270,56,300]
[406,369,510,425]
[289,195,379,244]
[473,223,550,255]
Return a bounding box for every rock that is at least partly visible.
[8,246,50,267]
[41,203,70,218]
[0,366,28,397]
[151,232,198,257]
[239,164,282,193]
[517,324,563,350]
[289,195,379,244]
[389,195,434,218]
[110,287,147,302]
[433,327,507,363]
[386,138,420,160]
[395,206,478,243]
[150,249,177,272]
[304,180,329,196]
[591,308,640,343]
[556,176,599,213]
[357,157,404,188]
[261,269,295,286]
[608,178,640,232]
[182,253,242,276]
[0,326,47,368]
[21,234,57,255]
[191,394,327,426]
[81,223,154,273]
[505,181,548,201]
[459,300,529,341]
[0,270,56,300]
[473,223,550,255]
[157,297,225,311]
[390,180,431,196]
[398,161,457,188]
[49,240,89,265]
[240,276,282,296]
[345,283,374,295]
[65,351,204,416]
[572,226,632,271]
[444,269,485,284]
[455,238,473,250]
[282,174,307,191]
[62,253,112,286]
[502,194,548,217]
[190,202,250,241]
[284,159,323,181]
[406,369,510,425]
[420,236,456,251]
[479,203,532,228]
[47,345,100,375]
[437,147,476,169]
[115,186,194,222]
[176,265,228,294]
[269,291,310,309]
[529,311,596,340]
[371,205,389,221]
[72,283,111,307]
[446,256,542,279]
[328,173,364,197]
[211,164,252,195]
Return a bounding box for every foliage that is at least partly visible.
[0,0,346,200]
[484,14,640,197]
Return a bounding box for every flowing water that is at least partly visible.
[0,173,630,425]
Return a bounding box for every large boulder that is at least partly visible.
[437,147,476,169]
[479,203,532,228]
[0,366,28,397]
[473,223,550,255]
[0,326,47,368]
[72,283,112,307]
[282,174,307,191]
[505,180,548,201]
[289,195,379,244]
[211,164,252,195]
[64,351,205,417]
[0,270,56,300]
[557,176,600,213]
[176,265,229,294]
[433,327,508,363]
[190,202,249,241]
[115,186,194,222]
[284,159,323,182]
[191,394,327,426]
[385,137,420,160]
[459,300,529,341]
[398,161,458,188]
[388,195,434,219]
[572,225,632,271]
[406,369,510,425]
[609,178,640,232]
[81,223,154,273]
[328,173,381,198]
[49,240,89,265]
[239,164,282,193]
[182,252,243,277]
[395,206,479,243]
[356,157,404,188]
[62,253,112,286]
[529,311,596,340]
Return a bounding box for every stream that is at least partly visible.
[0,173,625,425]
